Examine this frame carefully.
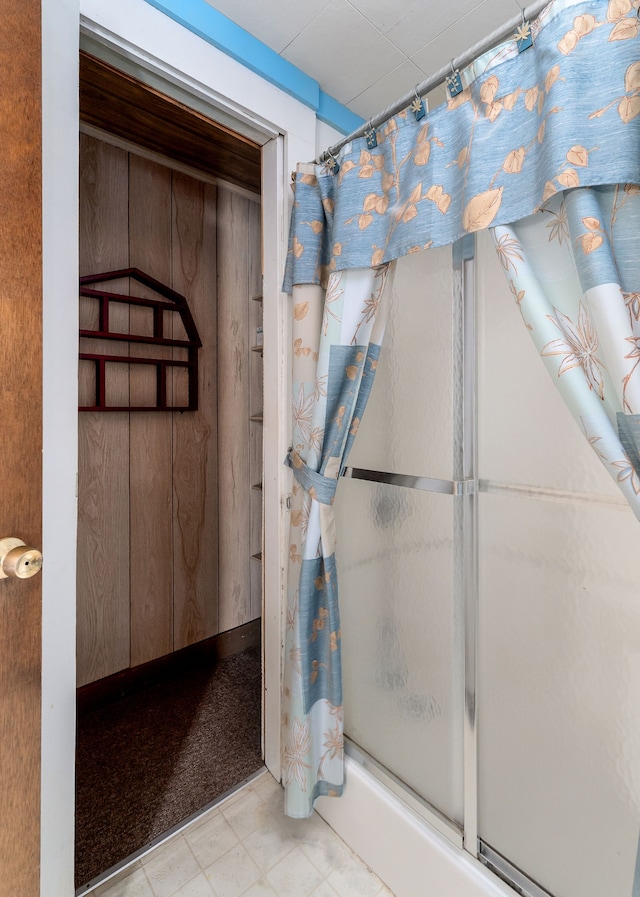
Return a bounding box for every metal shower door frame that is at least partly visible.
[342,234,480,857]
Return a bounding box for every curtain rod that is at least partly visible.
[315,0,551,164]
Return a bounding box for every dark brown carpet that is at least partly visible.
[75,646,262,888]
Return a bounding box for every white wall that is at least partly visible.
[315,119,346,160]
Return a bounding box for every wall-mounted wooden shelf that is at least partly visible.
[79,268,202,412]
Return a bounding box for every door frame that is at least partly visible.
[43,0,320,891]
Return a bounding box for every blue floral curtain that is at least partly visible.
[493,186,640,516]
[283,0,640,816]
[283,266,390,817]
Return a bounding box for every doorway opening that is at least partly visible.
[75,52,265,890]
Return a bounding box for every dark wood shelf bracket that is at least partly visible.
[79,268,202,412]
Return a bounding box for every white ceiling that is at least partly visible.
[203,0,525,119]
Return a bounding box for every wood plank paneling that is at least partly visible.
[77,129,262,685]
[217,188,252,631]
[79,52,261,195]
[0,1,42,890]
[77,135,131,686]
[128,155,174,666]
[172,174,219,648]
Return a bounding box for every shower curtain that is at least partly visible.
[283,0,640,817]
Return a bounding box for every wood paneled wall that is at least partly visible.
[77,134,261,686]
[217,190,262,632]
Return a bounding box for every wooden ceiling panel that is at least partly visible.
[79,52,262,194]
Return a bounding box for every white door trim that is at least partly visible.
[41,1,80,894]
[261,134,293,778]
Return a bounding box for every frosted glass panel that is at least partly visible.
[476,230,621,497]
[478,493,640,897]
[348,247,454,480]
[334,478,463,825]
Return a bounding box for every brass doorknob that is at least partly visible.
[0,537,43,580]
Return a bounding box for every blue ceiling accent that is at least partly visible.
[318,91,364,136]
[143,0,364,136]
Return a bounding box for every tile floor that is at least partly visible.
[91,770,395,897]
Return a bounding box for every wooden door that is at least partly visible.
[0,1,43,894]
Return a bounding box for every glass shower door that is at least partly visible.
[334,242,470,833]
[476,229,640,897]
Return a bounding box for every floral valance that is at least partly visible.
[284,0,640,291]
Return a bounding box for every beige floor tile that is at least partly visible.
[265,846,324,897]
[273,809,333,846]
[250,777,284,818]
[221,786,270,840]
[241,822,296,872]
[185,810,240,869]
[204,843,261,897]
[172,872,217,897]
[309,882,341,897]
[241,878,279,897]
[142,835,201,897]
[327,856,386,897]
[250,773,280,802]
[94,864,155,897]
[91,777,395,897]
[297,825,353,878]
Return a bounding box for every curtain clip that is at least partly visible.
[410,87,427,121]
[514,4,533,51]
[446,61,463,98]
[364,119,378,149]
[326,152,340,175]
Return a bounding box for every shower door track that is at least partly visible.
[479,842,556,897]
[345,738,463,848]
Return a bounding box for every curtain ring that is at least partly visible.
[411,85,427,119]
[513,0,533,51]
[447,59,463,97]
[513,0,530,30]
[365,118,378,148]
